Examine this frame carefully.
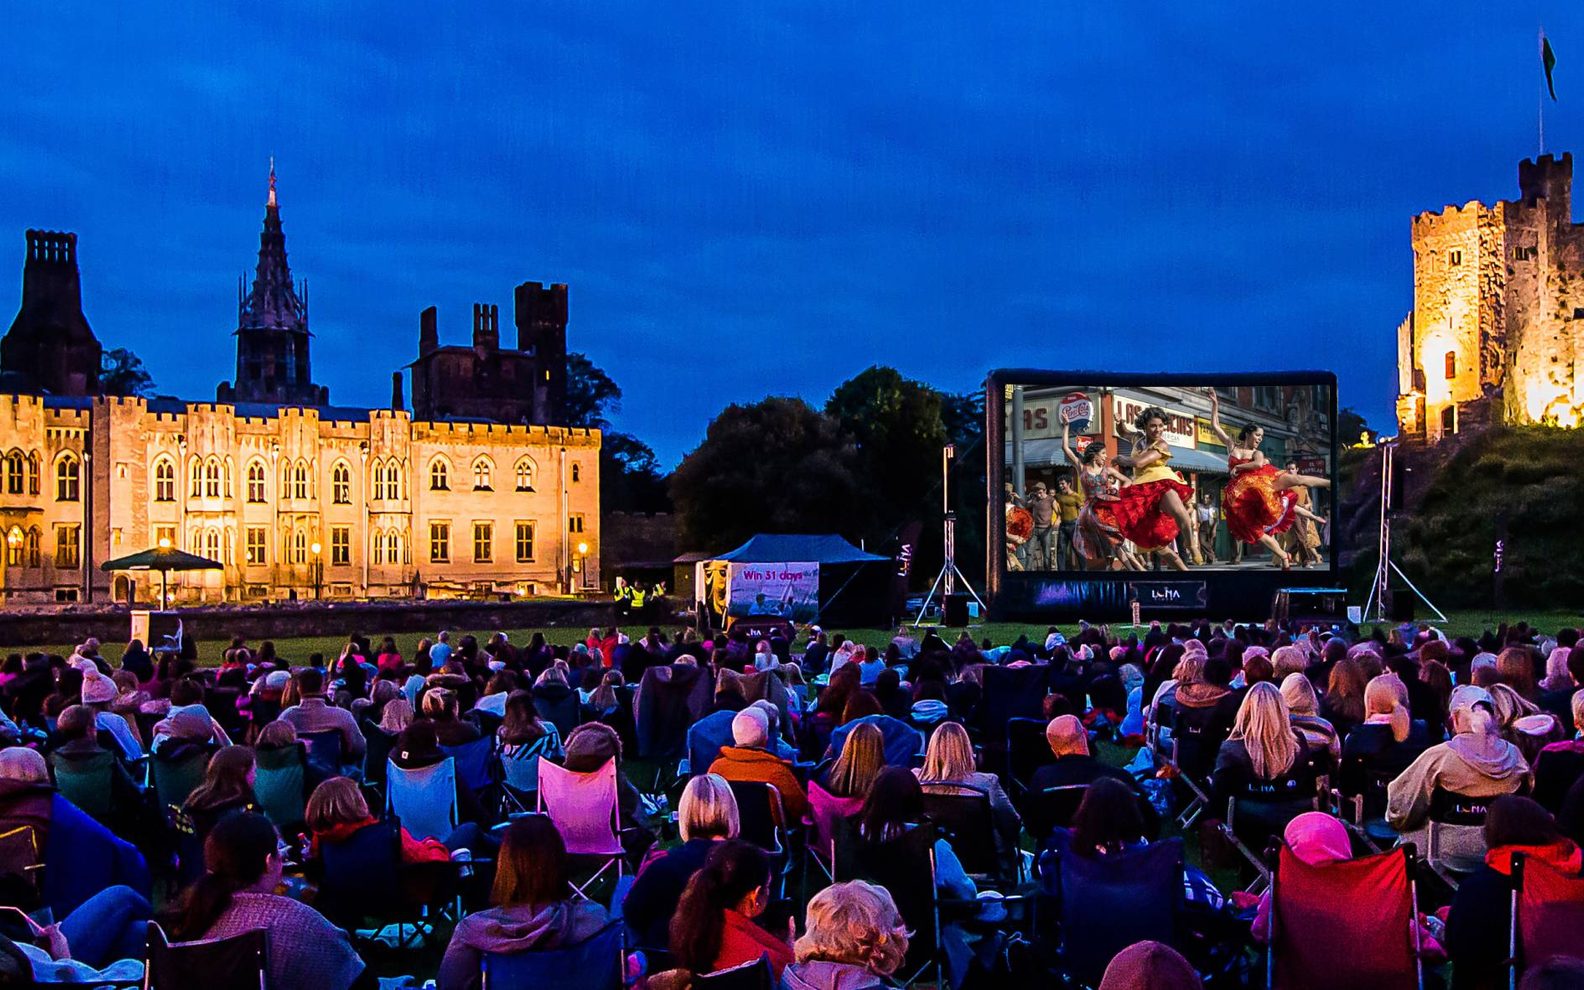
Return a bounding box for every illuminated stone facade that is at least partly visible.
[1397,153,1584,441]
[0,176,600,605]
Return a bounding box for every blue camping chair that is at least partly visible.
[1041,833,1184,987]
[685,710,736,778]
[318,820,459,949]
[442,736,495,797]
[481,920,623,990]
[299,729,345,777]
[827,714,925,768]
[387,758,459,841]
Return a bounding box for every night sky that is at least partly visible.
[4,3,1581,465]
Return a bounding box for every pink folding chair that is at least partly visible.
[537,757,625,899]
[803,780,863,890]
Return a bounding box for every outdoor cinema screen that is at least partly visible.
[1000,377,1337,574]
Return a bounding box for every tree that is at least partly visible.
[602,431,669,513]
[1337,406,1376,446]
[671,397,866,550]
[99,347,154,397]
[564,351,621,429]
[824,366,948,543]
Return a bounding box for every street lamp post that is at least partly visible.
[310,541,323,601]
[158,536,171,609]
[576,540,589,592]
[4,528,20,602]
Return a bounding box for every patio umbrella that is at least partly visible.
[100,546,223,609]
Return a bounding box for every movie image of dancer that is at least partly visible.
[1003,484,1033,571]
[1206,390,1330,570]
[1281,460,1325,567]
[1110,407,1202,570]
[1060,422,1143,571]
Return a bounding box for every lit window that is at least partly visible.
[4,450,24,495]
[373,532,387,564]
[245,527,266,565]
[332,462,350,504]
[1444,351,1456,380]
[55,456,80,502]
[387,531,403,564]
[204,528,220,560]
[515,460,534,492]
[473,458,493,491]
[473,521,493,562]
[430,522,450,563]
[293,463,309,500]
[515,521,535,562]
[24,528,39,566]
[204,458,221,498]
[154,458,175,501]
[430,458,449,491]
[247,461,266,503]
[55,524,81,568]
[4,527,20,566]
[330,526,350,566]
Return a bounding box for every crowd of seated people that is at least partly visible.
[0,618,1578,988]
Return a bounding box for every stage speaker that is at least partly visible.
[1388,594,1415,622]
[944,593,972,627]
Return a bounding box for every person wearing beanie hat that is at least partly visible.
[1097,940,1202,990]
[79,672,142,762]
[1387,684,1529,874]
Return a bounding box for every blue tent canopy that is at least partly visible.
[716,533,888,564]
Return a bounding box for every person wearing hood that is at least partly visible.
[1444,796,1584,990]
[437,816,608,990]
[118,639,153,684]
[783,881,909,990]
[1387,685,1530,875]
[78,671,142,763]
[1251,811,1445,962]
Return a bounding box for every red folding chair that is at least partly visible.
[1511,851,1584,984]
[1267,842,1423,990]
[537,757,625,899]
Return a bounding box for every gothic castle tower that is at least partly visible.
[0,230,103,396]
[216,164,329,406]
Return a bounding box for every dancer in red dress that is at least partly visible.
[1207,390,1330,569]
[1110,406,1202,570]
[1061,422,1142,571]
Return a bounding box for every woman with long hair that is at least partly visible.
[1206,390,1329,569]
[915,721,1020,851]
[1338,674,1430,821]
[1321,656,1368,739]
[170,812,369,990]
[420,687,482,746]
[784,882,909,990]
[437,816,608,990]
[1279,673,1340,765]
[182,745,260,839]
[1061,421,1141,571]
[1109,405,1203,569]
[823,721,885,799]
[1213,683,1318,846]
[669,840,792,977]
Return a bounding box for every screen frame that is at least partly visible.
[985,368,1341,619]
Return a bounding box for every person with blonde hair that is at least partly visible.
[622,774,740,950]
[1279,673,1339,764]
[915,721,1020,852]
[823,721,886,799]
[1213,683,1318,845]
[420,687,481,747]
[1338,674,1430,822]
[784,881,909,990]
[1387,684,1529,873]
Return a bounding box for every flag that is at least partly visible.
[1544,33,1558,101]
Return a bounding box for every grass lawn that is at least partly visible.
[14,607,1580,665]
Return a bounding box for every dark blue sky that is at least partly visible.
[4,3,1581,465]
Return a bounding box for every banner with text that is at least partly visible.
[727,562,821,622]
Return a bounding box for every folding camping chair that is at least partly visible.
[693,956,775,990]
[0,825,43,908]
[920,784,1005,883]
[845,825,946,990]
[1510,851,1584,983]
[1047,834,1184,987]
[1021,783,1091,847]
[386,757,460,841]
[727,780,792,897]
[299,729,345,777]
[481,920,623,990]
[802,779,862,892]
[827,715,925,768]
[1425,786,1495,886]
[1004,717,1056,797]
[1171,699,1235,828]
[144,920,268,990]
[538,757,627,899]
[318,819,460,949]
[48,750,118,825]
[150,745,213,811]
[1266,843,1423,990]
[442,735,495,800]
[534,691,583,744]
[252,744,308,832]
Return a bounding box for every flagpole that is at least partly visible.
[1540,26,1547,156]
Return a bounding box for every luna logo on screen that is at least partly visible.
[1002,381,1334,574]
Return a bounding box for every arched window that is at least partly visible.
[291,530,307,565]
[390,462,404,501]
[388,530,403,564]
[3,450,23,495]
[429,457,450,492]
[246,461,266,503]
[24,527,39,567]
[373,532,387,563]
[4,527,20,566]
[191,459,204,498]
[153,457,175,502]
[204,457,221,498]
[223,459,233,499]
[204,528,221,561]
[293,461,310,500]
[1444,351,1457,380]
[571,462,581,483]
[472,457,493,491]
[514,459,535,492]
[55,455,80,502]
[25,454,38,495]
[332,462,351,504]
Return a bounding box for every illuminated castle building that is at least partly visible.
[1397,153,1584,441]
[0,169,599,605]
